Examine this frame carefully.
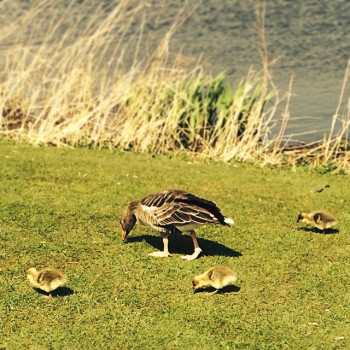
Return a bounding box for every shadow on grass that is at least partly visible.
[34,286,74,297]
[194,285,241,295]
[297,227,339,235]
[126,234,242,258]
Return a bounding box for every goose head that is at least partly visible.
[120,201,138,240]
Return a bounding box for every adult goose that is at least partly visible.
[120,189,234,261]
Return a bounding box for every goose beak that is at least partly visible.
[121,230,127,241]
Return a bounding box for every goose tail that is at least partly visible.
[224,217,234,226]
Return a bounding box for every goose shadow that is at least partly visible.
[297,227,339,235]
[194,285,241,295]
[34,286,74,297]
[126,234,242,258]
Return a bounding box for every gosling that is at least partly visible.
[26,267,67,296]
[297,211,337,232]
[192,266,238,294]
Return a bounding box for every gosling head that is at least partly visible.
[120,201,138,241]
[297,213,305,223]
[191,276,203,293]
[25,267,38,284]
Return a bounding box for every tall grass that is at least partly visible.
[0,0,349,170]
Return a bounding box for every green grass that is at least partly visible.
[1,139,350,349]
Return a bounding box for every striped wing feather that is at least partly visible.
[140,189,226,228]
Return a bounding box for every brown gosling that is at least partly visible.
[297,211,338,232]
[192,266,238,294]
[26,267,67,296]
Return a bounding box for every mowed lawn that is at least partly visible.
[1,139,350,349]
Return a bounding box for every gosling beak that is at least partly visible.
[121,230,127,241]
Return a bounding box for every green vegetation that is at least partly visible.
[121,70,274,159]
[1,139,350,349]
[1,2,349,348]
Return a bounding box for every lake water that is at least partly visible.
[3,0,350,142]
[157,0,350,142]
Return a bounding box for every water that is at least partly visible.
[164,0,350,142]
[2,0,350,142]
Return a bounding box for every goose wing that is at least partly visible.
[140,189,224,228]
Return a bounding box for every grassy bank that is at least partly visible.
[1,139,350,349]
[0,0,349,171]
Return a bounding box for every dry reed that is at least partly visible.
[0,0,349,171]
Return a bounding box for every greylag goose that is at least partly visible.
[192,266,238,294]
[26,267,67,296]
[297,211,337,232]
[120,189,234,261]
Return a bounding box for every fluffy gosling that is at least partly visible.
[297,211,337,232]
[26,267,67,296]
[192,266,238,294]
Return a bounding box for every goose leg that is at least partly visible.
[182,230,202,261]
[148,236,172,257]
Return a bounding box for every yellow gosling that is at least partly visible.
[297,211,337,231]
[26,267,67,296]
[192,266,238,294]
